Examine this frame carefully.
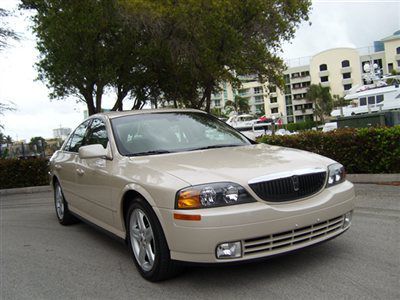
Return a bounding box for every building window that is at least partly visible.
[321,76,329,82]
[270,97,277,104]
[284,85,291,94]
[214,100,221,107]
[344,84,352,90]
[319,64,327,71]
[341,60,350,68]
[294,105,302,111]
[268,85,276,93]
[254,95,264,103]
[301,71,310,77]
[397,47,400,54]
[397,60,400,67]
[295,115,304,122]
[342,72,351,79]
[254,86,263,94]
[285,95,292,105]
[388,63,393,73]
[286,106,293,115]
[271,107,278,114]
[287,116,294,123]
[291,72,300,79]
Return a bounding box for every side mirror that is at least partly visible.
[79,144,108,159]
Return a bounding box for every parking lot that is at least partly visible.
[1,184,399,299]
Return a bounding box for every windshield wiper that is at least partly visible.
[127,150,172,157]
[188,144,244,151]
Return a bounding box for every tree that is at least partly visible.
[122,0,311,112]
[306,84,333,123]
[333,94,348,108]
[0,8,19,50]
[21,0,143,115]
[224,95,250,114]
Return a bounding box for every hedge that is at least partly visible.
[257,126,400,174]
[0,158,49,189]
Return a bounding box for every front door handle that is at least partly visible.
[76,168,85,176]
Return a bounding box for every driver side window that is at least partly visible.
[85,118,109,149]
[64,120,90,152]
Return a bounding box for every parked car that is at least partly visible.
[49,109,355,281]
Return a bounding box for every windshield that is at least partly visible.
[111,112,251,156]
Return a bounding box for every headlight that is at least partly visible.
[327,163,346,187]
[176,182,255,209]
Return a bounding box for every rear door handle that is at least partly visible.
[76,168,85,176]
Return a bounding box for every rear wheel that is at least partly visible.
[54,181,78,225]
[126,198,182,281]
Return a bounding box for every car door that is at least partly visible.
[56,120,91,209]
[74,117,114,227]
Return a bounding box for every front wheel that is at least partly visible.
[126,199,182,281]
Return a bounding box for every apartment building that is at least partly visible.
[211,30,400,123]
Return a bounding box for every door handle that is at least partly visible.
[55,164,62,170]
[76,168,85,176]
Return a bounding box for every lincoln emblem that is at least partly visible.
[292,175,300,191]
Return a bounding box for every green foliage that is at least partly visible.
[224,95,250,114]
[0,158,49,189]
[306,84,333,122]
[22,0,311,115]
[257,126,400,174]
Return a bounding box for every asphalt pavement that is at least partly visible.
[1,184,399,299]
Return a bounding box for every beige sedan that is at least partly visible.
[49,109,355,281]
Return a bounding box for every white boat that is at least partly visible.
[331,64,400,118]
[226,114,259,128]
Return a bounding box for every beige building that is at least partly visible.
[211,30,400,123]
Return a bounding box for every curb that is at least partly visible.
[346,174,400,184]
[0,185,52,196]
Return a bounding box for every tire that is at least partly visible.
[126,198,182,281]
[54,181,79,225]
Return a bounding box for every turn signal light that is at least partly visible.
[177,190,201,209]
[173,213,201,221]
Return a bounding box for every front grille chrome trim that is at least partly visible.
[243,215,345,256]
[248,168,327,185]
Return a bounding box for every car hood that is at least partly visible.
[129,144,335,187]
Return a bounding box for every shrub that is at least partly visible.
[0,158,49,189]
[257,126,400,174]
[283,120,318,132]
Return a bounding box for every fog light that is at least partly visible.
[343,211,353,228]
[216,241,242,259]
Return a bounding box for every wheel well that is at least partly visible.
[122,190,147,225]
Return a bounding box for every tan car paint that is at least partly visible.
[50,109,355,263]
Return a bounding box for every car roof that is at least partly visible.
[91,108,207,120]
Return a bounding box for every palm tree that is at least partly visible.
[224,95,250,114]
[306,84,333,123]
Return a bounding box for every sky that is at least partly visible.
[0,0,399,141]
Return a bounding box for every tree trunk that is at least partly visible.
[95,84,104,113]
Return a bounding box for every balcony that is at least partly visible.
[291,87,309,95]
[318,70,329,77]
[342,78,353,85]
[341,66,352,74]
[290,75,311,84]
[320,82,330,88]
[294,108,314,116]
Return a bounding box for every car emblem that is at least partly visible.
[292,175,300,191]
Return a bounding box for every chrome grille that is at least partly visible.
[243,215,344,256]
[249,171,326,202]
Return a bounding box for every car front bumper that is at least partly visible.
[157,180,355,263]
